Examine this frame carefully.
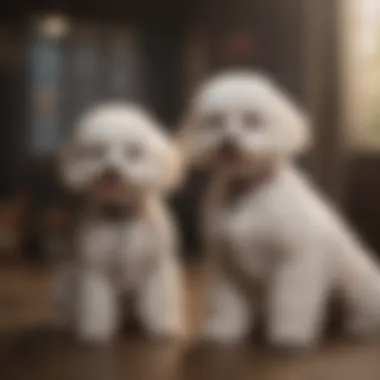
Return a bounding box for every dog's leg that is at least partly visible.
[51,264,77,330]
[76,269,119,344]
[201,271,252,344]
[267,252,330,349]
[343,263,380,339]
[137,260,185,340]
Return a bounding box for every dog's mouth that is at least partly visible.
[216,139,243,163]
[94,170,127,200]
[217,147,244,166]
[219,150,241,162]
[99,176,123,189]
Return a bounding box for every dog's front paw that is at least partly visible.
[267,325,319,352]
[146,320,186,342]
[345,314,380,342]
[200,319,248,345]
[76,310,117,345]
[77,322,115,345]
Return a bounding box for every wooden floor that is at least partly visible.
[1,264,380,380]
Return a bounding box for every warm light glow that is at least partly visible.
[352,0,380,148]
[36,14,70,39]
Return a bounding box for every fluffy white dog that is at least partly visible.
[179,71,380,349]
[54,103,184,343]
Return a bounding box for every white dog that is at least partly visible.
[179,71,380,349]
[54,103,184,343]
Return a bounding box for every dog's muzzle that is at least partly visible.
[94,166,126,200]
[99,166,122,184]
[218,138,240,160]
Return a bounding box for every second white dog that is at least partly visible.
[54,103,184,343]
[179,71,380,349]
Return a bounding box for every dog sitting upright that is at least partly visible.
[54,103,184,343]
[179,71,380,349]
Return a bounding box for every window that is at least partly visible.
[28,15,143,157]
[354,0,380,149]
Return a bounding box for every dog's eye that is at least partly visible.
[242,112,263,129]
[203,113,225,130]
[124,143,144,161]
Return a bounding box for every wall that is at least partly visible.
[347,154,380,253]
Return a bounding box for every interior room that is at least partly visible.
[2,0,380,379]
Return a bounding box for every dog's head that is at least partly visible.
[60,103,182,203]
[179,71,310,176]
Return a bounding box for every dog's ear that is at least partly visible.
[280,95,311,156]
[267,81,311,157]
[160,140,185,194]
[176,111,197,167]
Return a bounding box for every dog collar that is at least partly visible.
[223,167,276,208]
[96,201,144,222]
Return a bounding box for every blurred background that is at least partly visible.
[3,1,380,379]
[0,0,379,264]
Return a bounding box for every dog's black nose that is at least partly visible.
[100,167,121,182]
[219,139,239,158]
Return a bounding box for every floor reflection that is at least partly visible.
[1,266,380,380]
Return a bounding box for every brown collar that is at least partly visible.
[223,168,275,208]
[96,201,144,222]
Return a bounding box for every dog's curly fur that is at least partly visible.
[179,71,380,349]
[54,103,185,344]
